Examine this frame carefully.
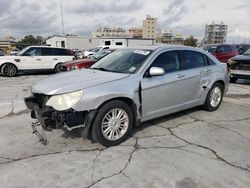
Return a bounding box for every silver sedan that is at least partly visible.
[25,45,229,146]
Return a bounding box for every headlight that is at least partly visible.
[46,90,83,111]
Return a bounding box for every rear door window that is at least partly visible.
[41,48,53,56]
[181,50,206,69]
[207,56,217,65]
[53,48,71,56]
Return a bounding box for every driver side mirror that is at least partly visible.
[149,67,165,76]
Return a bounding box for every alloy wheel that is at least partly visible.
[209,86,222,108]
[101,108,129,141]
[4,64,17,76]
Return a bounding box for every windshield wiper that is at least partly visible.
[91,67,111,72]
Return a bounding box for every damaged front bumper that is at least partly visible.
[24,93,97,137]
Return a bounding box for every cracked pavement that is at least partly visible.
[0,75,250,188]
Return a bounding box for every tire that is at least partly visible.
[91,100,133,147]
[1,63,18,77]
[54,63,63,73]
[203,82,224,111]
[230,76,238,83]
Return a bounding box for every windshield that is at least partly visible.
[91,49,152,74]
[90,50,112,60]
[244,49,250,55]
[17,47,29,56]
[90,47,101,52]
[203,46,217,53]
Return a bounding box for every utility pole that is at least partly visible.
[60,0,65,35]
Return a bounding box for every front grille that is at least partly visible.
[231,61,250,71]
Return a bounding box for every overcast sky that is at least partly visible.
[0,0,249,43]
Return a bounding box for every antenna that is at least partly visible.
[60,0,65,35]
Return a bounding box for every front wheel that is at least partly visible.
[203,83,224,111]
[91,100,133,147]
[1,63,18,77]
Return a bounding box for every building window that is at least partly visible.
[115,42,123,46]
[61,41,65,48]
[105,41,111,46]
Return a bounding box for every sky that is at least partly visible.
[0,0,250,43]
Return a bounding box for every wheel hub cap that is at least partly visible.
[210,87,222,108]
[101,108,129,141]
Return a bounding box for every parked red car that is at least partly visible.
[203,44,238,63]
[62,49,115,71]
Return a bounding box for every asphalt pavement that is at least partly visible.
[0,74,250,188]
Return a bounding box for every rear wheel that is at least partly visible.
[203,83,224,111]
[54,63,63,73]
[91,100,133,147]
[1,63,18,77]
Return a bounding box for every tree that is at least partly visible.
[184,35,198,47]
[16,35,44,49]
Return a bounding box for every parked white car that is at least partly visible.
[83,46,110,58]
[0,46,74,76]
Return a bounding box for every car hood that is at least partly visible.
[231,54,250,61]
[0,55,17,61]
[63,59,95,67]
[32,69,130,95]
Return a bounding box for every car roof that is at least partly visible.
[124,44,204,52]
[27,46,68,49]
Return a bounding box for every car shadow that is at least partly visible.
[234,79,250,85]
[130,106,200,137]
[0,72,54,77]
[59,106,201,142]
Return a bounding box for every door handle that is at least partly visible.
[176,74,185,78]
[36,59,41,61]
[53,58,58,60]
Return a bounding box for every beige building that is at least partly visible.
[0,36,17,52]
[159,30,184,45]
[128,28,143,38]
[142,15,157,39]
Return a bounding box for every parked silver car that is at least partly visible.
[25,45,229,146]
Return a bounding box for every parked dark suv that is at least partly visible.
[228,48,250,82]
[203,44,238,63]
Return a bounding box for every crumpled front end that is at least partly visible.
[24,93,88,132]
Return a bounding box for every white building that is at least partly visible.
[92,26,129,38]
[46,35,155,50]
[204,22,228,44]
